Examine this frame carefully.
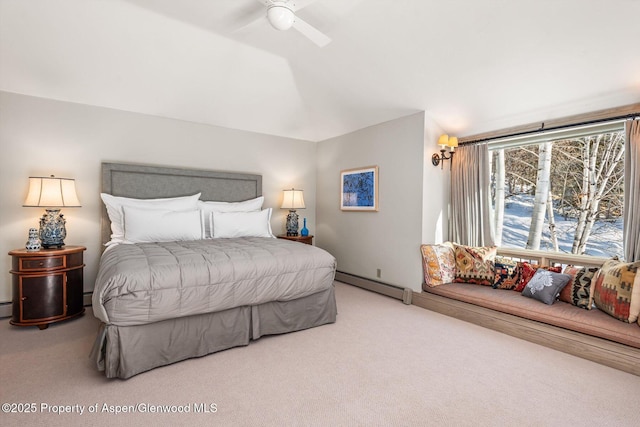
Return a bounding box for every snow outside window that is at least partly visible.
[488,120,626,259]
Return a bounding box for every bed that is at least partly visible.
[90,163,337,379]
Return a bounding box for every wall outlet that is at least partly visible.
[376,268,381,278]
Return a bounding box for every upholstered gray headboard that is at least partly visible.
[101,162,262,245]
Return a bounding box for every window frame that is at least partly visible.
[487,119,626,259]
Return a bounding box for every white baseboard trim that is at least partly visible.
[335,271,412,305]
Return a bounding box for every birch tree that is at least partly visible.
[571,133,624,254]
[493,149,505,246]
[526,142,552,250]
[546,189,559,251]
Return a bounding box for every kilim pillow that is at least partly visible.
[560,266,581,303]
[559,266,599,310]
[420,243,456,288]
[493,257,521,290]
[522,269,572,305]
[453,244,496,286]
[593,259,640,323]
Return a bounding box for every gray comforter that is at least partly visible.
[92,237,337,326]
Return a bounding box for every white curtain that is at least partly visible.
[449,143,495,246]
[624,119,640,262]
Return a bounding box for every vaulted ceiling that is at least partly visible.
[1,0,639,141]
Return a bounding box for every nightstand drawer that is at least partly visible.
[20,256,65,271]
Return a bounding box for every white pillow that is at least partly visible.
[123,207,203,243]
[212,208,275,238]
[101,193,201,246]
[198,196,264,238]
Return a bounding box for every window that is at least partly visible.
[489,120,625,259]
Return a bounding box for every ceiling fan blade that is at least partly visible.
[292,17,331,47]
[232,11,268,35]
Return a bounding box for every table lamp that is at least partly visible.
[281,188,305,236]
[23,175,81,248]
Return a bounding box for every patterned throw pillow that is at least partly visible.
[453,244,496,286]
[559,266,598,310]
[514,262,561,292]
[522,269,572,305]
[493,257,521,290]
[560,266,581,303]
[593,259,640,323]
[420,244,456,288]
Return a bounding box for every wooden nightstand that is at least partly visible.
[9,245,86,329]
[277,235,314,245]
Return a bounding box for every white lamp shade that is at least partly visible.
[23,176,81,207]
[267,4,295,31]
[281,189,305,209]
[438,134,449,147]
[448,136,459,149]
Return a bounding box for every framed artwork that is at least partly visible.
[340,166,379,211]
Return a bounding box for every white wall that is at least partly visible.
[316,112,442,292]
[422,115,449,244]
[0,91,317,303]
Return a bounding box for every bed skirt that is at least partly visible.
[90,286,337,379]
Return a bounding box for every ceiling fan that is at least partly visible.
[245,0,332,47]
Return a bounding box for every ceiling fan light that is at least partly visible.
[267,5,295,31]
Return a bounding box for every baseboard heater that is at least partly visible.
[0,302,11,319]
[335,271,412,305]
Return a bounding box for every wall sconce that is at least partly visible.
[281,188,305,236]
[432,134,458,169]
[23,175,81,248]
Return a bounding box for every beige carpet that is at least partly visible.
[1,282,639,427]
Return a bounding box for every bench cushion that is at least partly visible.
[424,282,640,349]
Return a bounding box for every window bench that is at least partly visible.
[413,247,640,376]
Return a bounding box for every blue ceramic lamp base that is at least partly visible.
[286,210,299,236]
[39,209,67,248]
